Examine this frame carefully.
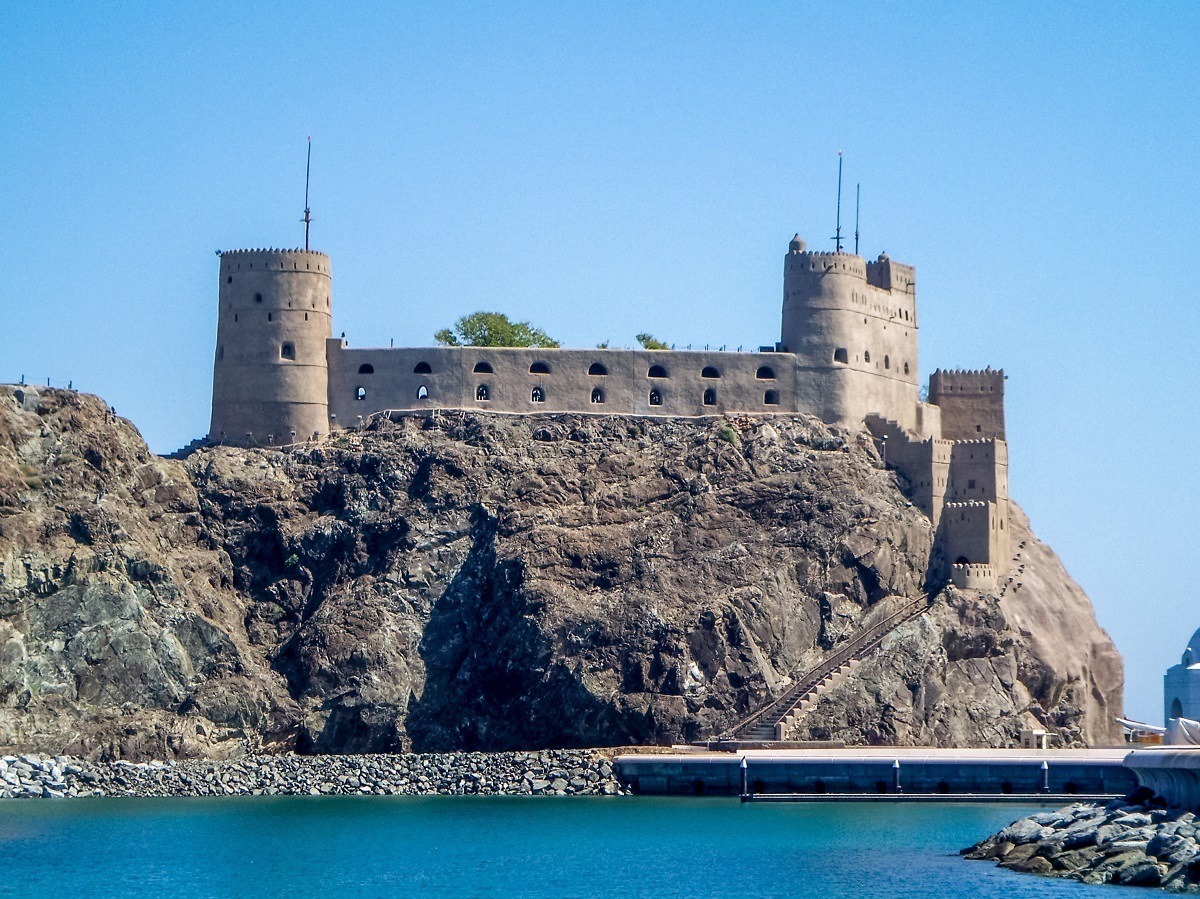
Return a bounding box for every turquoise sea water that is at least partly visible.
[0,797,1138,898]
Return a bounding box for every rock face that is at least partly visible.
[0,387,1122,759]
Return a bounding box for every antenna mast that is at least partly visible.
[303,136,312,252]
[854,182,860,255]
[832,151,844,252]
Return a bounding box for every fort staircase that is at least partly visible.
[161,437,210,460]
[727,592,932,743]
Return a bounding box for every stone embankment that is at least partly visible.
[963,797,1200,891]
[1,751,626,799]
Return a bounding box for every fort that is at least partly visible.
[207,232,1010,589]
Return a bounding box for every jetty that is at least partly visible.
[614,746,1135,801]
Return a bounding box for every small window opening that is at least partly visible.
[304,312,309,321]
[267,312,273,321]
[756,366,776,380]
[701,366,720,379]
[884,355,890,370]
[703,388,717,406]
[647,364,668,379]
[833,348,848,364]
[358,363,374,374]
[255,293,263,303]
[218,345,224,360]
[413,361,432,374]
[226,276,232,284]
[763,389,780,406]
[473,361,494,374]
[280,342,295,360]
[591,387,605,404]
[476,384,490,401]
[417,385,429,399]
[234,313,238,322]
[649,389,663,406]
[968,479,976,489]
[355,387,366,401]
[863,350,871,363]
[530,361,551,374]
[904,362,910,375]
[588,362,608,376]
[531,386,545,403]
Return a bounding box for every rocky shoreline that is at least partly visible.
[0,750,628,799]
[964,796,1200,891]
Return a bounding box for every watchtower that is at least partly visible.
[928,369,1005,440]
[209,249,332,446]
[780,236,920,430]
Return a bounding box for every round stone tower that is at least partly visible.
[780,234,920,430]
[209,248,332,446]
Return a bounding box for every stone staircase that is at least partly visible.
[729,592,932,743]
[161,437,210,460]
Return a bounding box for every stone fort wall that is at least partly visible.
[327,344,799,425]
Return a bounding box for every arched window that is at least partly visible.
[703,388,717,406]
[588,362,608,376]
[591,387,605,404]
[476,384,490,401]
[864,351,871,363]
[649,389,663,406]
[884,355,890,370]
[833,348,848,364]
[755,366,776,380]
[647,364,668,379]
[280,342,295,360]
[417,385,429,399]
[955,555,970,565]
[763,389,780,406]
[413,361,432,374]
[473,361,493,374]
[530,361,551,374]
[701,366,720,379]
[358,363,374,374]
[356,386,366,401]
[531,386,545,403]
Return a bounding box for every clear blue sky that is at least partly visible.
[3,2,1197,725]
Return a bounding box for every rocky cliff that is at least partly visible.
[0,387,1123,759]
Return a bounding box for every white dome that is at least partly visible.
[1184,628,1200,668]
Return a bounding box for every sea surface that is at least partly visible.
[0,796,1139,898]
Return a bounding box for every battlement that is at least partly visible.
[929,368,1005,393]
[219,249,331,276]
[951,562,997,591]
[944,500,991,509]
[220,248,330,257]
[929,368,1006,441]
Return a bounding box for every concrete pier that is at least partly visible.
[615,747,1136,800]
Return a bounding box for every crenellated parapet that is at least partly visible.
[951,562,998,591]
[929,368,1006,441]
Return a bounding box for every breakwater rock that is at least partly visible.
[963,798,1200,890]
[1,749,626,798]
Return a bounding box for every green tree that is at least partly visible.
[636,333,670,350]
[435,312,560,348]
